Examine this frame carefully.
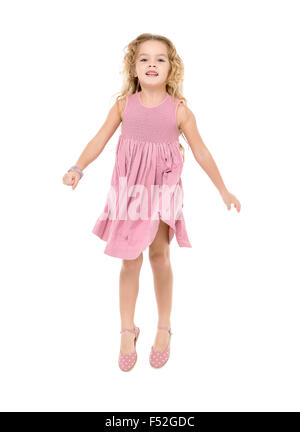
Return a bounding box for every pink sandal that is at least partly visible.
[149,326,173,368]
[118,325,140,372]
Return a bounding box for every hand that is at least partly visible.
[62,170,81,190]
[220,189,241,212]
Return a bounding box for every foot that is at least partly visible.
[120,329,136,355]
[153,327,171,352]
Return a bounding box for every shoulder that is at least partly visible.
[116,95,130,121]
[176,100,195,129]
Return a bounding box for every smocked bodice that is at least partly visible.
[120,92,182,144]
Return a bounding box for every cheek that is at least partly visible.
[160,67,169,77]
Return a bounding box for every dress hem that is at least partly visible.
[92,216,192,260]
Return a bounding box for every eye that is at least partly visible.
[140,58,165,62]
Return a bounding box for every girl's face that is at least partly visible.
[134,41,171,90]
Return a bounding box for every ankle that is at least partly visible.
[157,322,171,329]
[120,323,135,331]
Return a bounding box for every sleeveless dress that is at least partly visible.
[92,91,192,259]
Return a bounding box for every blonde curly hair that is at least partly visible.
[112,33,189,163]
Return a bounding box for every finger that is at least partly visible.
[72,176,79,189]
[63,176,71,186]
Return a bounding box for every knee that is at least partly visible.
[149,249,170,269]
[121,253,143,272]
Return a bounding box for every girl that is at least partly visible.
[62,33,241,372]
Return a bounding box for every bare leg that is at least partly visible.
[149,220,173,351]
[119,252,143,354]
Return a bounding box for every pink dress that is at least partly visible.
[92,91,192,259]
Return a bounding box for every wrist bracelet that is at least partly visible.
[68,165,84,179]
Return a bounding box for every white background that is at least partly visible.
[0,0,299,412]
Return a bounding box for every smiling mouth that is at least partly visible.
[146,72,158,76]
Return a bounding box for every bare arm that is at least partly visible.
[178,104,241,211]
[74,99,123,170]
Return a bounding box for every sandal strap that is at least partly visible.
[158,326,173,335]
[120,327,136,334]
